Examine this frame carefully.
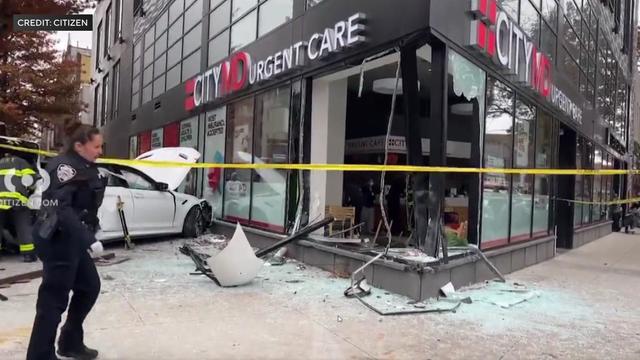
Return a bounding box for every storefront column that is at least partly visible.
[557,126,576,248]
[309,78,348,225]
[400,46,429,252]
[468,99,482,246]
[426,40,448,257]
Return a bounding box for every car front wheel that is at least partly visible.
[182,206,204,238]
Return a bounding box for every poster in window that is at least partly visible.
[180,117,198,146]
[151,128,164,149]
[177,116,199,195]
[129,136,138,159]
[203,107,226,218]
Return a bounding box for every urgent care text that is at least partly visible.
[185,13,367,111]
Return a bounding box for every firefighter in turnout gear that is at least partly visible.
[0,151,39,262]
[27,123,106,360]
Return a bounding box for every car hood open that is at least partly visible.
[133,147,201,190]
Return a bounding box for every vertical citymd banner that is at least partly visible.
[203,106,227,218]
[178,116,199,195]
[150,127,164,149]
[128,135,138,159]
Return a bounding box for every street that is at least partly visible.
[1,232,640,360]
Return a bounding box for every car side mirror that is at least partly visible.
[156,182,169,191]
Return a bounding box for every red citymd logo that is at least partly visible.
[470,0,497,56]
[184,78,196,111]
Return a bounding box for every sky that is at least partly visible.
[53,7,95,53]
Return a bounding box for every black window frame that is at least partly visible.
[95,21,102,69]
[208,0,295,65]
[104,4,112,59]
[112,61,120,120]
[115,0,123,42]
[101,73,110,127]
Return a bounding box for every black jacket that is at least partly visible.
[0,155,38,201]
[40,151,107,248]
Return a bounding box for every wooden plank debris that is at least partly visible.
[0,270,43,286]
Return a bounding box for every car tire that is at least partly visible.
[182,206,204,238]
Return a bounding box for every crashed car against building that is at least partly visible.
[31,147,212,243]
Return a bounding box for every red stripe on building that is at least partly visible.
[139,131,152,154]
[163,122,180,147]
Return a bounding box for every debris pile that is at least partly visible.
[384,248,439,264]
[186,233,229,252]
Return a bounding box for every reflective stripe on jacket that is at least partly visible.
[0,156,37,208]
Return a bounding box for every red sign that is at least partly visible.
[163,122,180,147]
[138,131,151,154]
[184,52,252,111]
[469,0,552,99]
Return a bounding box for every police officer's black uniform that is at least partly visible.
[27,150,106,360]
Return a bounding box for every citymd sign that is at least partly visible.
[468,0,582,125]
[185,13,367,111]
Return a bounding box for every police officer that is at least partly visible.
[0,151,39,262]
[27,122,107,360]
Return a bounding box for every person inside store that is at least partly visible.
[27,122,107,360]
[343,180,364,230]
[361,178,378,234]
[386,176,405,235]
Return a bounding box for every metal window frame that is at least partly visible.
[96,21,103,69]
[101,73,110,127]
[112,61,120,120]
[208,0,295,63]
[93,85,101,127]
[115,0,123,42]
[104,4,112,59]
[219,83,293,232]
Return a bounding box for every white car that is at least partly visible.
[32,147,212,243]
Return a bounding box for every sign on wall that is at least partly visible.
[177,117,199,195]
[467,0,583,125]
[139,131,151,154]
[203,107,227,218]
[129,136,138,159]
[345,136,472,159]
[163,122,180,147]
[180,116,198,147]
[151,128,164,149]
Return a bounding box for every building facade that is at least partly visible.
[41,43,94,151]
[64,43,94,125]
[93,0,636,251]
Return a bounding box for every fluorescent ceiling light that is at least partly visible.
[372,78,420,95]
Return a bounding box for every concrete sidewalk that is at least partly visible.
[1,233,640,360]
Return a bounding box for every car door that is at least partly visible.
[119,168,175,232]
[96,167,135,235]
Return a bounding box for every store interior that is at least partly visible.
[312,45,484,248]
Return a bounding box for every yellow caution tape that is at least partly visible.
[555,197,640,206]
[1,143,637,176]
